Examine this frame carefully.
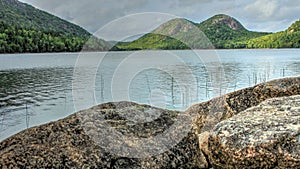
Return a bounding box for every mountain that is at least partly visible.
[0,0,89,38]
[116,18,214,50]
[237,20,300,48]
[1,0,298,53]
[0,0,111,53]
[197,14,269,48]
[115,14,269,50]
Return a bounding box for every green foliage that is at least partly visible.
[2,0,299,53]
[0,23,79,52]
[0,0,90,38]
[116,14,300,50]
[116,18,215,50]
[233,20,300,48]
[116,33,190,50]
[287,20,300,33]
[0,22,113,53]
[198,14,269,48]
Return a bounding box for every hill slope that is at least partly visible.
[0,0,90,38]
[197,14,269,48]
[116,14,269,50]
[116,18,214,50]
[237,20,300,48]
[0,0,111,53]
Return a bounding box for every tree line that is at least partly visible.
[0,23,110,53]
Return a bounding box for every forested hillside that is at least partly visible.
[197,14,269,48]
[1,0,299,52]
[115,14,269,50]
[116,18,213,50]
[233,20,300,48]
[0,0,111,53]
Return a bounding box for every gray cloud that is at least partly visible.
[20,0,300,38]
[233,0,300,32]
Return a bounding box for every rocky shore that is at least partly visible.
[0,77,299,168]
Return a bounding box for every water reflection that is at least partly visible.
[0,67,74,139]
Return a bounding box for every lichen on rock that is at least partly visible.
[207,95,300,168]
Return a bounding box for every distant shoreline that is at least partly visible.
[1,47,300,54]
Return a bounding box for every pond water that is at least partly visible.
[0,49,299,140]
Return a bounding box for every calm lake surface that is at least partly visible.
[0,49,300,140]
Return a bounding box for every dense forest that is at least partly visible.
[197,14,270,49]
[0,22,111,53]
[0,23,84,53]
[0,0,90,37]
[230,20,300,48]
[116,33,190,50]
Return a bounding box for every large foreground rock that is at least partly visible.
[0,102,201,168]
[0,77,299,168]
[207,95,300,168]
[188,77,300,167]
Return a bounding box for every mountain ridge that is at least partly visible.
[115,14,271,50]
[1,0,299,52]
[0,0,90,37]
[197,14,270,48]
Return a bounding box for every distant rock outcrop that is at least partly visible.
[0,77,299,168]
[209,14,245,31]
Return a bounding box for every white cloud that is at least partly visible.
[244,0,278,20]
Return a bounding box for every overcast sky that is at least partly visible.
[20,0,300,40]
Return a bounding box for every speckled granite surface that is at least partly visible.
[0,77,299,168]
[207,95,300,168]
[0,102,202,168]
[188,77,300,167]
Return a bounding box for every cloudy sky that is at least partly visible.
[20,0,300,39]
